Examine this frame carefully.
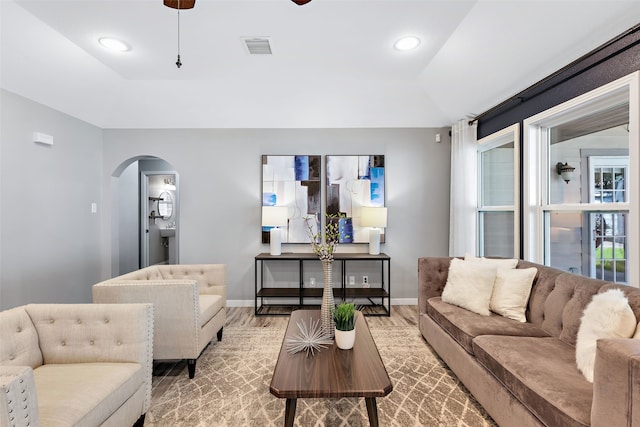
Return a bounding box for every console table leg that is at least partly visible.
[365,397,379,427]
[284,398,297,427]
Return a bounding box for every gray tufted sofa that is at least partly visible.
[92,264,226,379]
[0,303,153,427]
[419,257,640,427]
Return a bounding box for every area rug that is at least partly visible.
[146,318,497,426]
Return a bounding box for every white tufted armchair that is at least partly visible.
[0,303,153,427]
[92,264,226,379]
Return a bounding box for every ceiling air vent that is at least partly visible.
[243,38,272,55]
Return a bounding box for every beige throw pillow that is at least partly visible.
[489,267,537,322]
[442,258,497,316]
[575,289,637,382]
[465,254,519,269]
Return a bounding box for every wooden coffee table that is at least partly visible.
[270,310,393,427]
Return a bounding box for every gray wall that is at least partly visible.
[1,90,452,308]
[102,128,452,303]
[118,161,138,275]
[1,90,103,309]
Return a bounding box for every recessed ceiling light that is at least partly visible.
[394,36,420,51]
[98,37,131,52]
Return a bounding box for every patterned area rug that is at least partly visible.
[146,317,497,426]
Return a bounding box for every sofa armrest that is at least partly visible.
[591,338,640,427]
[418,257,452,315]
[93,281,202,359]
[0,366,40,427]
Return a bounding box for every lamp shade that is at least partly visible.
[262,206,288,227]
[360,207,387,228]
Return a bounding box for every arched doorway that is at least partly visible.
[111,156,179,275]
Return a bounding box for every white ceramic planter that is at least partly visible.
[335,327,356,350]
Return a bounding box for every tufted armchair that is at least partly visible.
[92,264,226,379]
[0,303,153,427]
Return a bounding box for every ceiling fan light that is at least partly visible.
[98,37,130,52]
[394,36,420,51]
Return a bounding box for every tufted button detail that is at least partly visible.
[16,326,21,333]
[90,340,94,345]
[8,354,15,360]
[61,341,66,346]
[77,319,82,324]
[49,319,55,324]
[117,341,122,346]
[104,318,110,324]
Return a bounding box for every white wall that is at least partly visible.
[1,90,103,309]
[102,128,452,302]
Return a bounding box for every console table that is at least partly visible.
[255,252,390,316]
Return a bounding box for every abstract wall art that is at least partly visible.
[326,155,385,243]
[262,155,321,243]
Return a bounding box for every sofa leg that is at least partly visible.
[187,359,196,379]
[133,413,145,427]
[217,327,224,341]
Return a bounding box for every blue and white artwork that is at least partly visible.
[326,155,385,243]
[262,155,321,243]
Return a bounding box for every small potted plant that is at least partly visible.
[332,302,356,350]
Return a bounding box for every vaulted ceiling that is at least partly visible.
[2,1,640,129]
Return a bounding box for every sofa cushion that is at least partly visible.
[473,335,592,427]
[541,274,610,344]
[0,307,43,368]
[490,267,537,322]
[426,297,549,354]
[199,294,223,327]
[34,362,144,426]
[441,258,498,316]
[517,261,564,328]
[465,254,519,269]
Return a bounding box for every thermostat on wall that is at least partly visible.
[33,132,54,145]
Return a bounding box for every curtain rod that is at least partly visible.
[469,22,640,126]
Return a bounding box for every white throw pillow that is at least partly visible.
[575,289,637,382]
[490,267,537,322]
[442,258,497,316]
[464,254,519,269]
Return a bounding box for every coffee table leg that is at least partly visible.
[284,398,297,427]
[365,397,379,427]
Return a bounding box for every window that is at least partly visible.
[524,71,639,285]
[477,124,519,258]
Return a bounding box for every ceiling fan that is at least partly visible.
[163,0,312,68]
[164,0,312,8]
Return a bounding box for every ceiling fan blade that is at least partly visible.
[291,0,312,5]
[164,0,196,9]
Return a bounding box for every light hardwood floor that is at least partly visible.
[226,305,418,328]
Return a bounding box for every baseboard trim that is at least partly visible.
[391,298,418,305]
[227,300,255,308]
[228,298,417,308]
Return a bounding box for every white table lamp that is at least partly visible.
[262,206,288,255]
[360,207,387,255]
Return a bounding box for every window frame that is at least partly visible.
[476,123,520,258]
[523,71,639,286]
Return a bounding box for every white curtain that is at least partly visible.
[449,119,478,257]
